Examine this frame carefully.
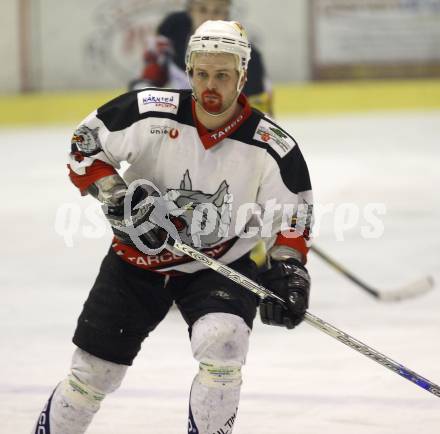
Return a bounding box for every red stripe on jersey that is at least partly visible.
[111,237,237,273]
[274,231,309,263]
[192,93,253,149]
[68,159,117,193]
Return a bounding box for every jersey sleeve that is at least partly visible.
[256,127,313,262]
[67,94,142,194]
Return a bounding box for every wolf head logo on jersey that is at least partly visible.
[165,170,233,247]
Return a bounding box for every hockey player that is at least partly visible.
[32,20,312,434]
[130,0,273,115]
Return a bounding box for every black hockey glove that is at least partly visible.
[104,186,166,250]
[259,258,310,329]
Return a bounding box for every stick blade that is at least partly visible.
[378,276,435,302]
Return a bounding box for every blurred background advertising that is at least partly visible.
[1,0,440,123]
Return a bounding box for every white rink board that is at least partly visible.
[1,110,439,433]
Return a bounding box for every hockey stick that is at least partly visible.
[311,245,434,302]
[172,241,440,398]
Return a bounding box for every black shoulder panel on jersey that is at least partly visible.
[176,91,196,128]
[96,89,194,132]
[277,144,312,194]
[229,110,264,146]
[96,91,140,132]
[231,111,311,194]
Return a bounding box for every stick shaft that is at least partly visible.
[173,242,284,303]
[304,312,440,397]
[173,241,440,398]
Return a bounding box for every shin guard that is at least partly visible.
[188,313,250,434]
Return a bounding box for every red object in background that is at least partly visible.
[141,35,174,87]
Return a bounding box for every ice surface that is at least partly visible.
[1,110,439,433]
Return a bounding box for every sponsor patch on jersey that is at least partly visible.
[137,90,180,115]
[71,125,102,156]
[149,124,179,139]
[253,119,296,158]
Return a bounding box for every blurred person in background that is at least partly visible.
[129,0,273,115]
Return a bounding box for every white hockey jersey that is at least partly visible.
[68,88,313,274]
